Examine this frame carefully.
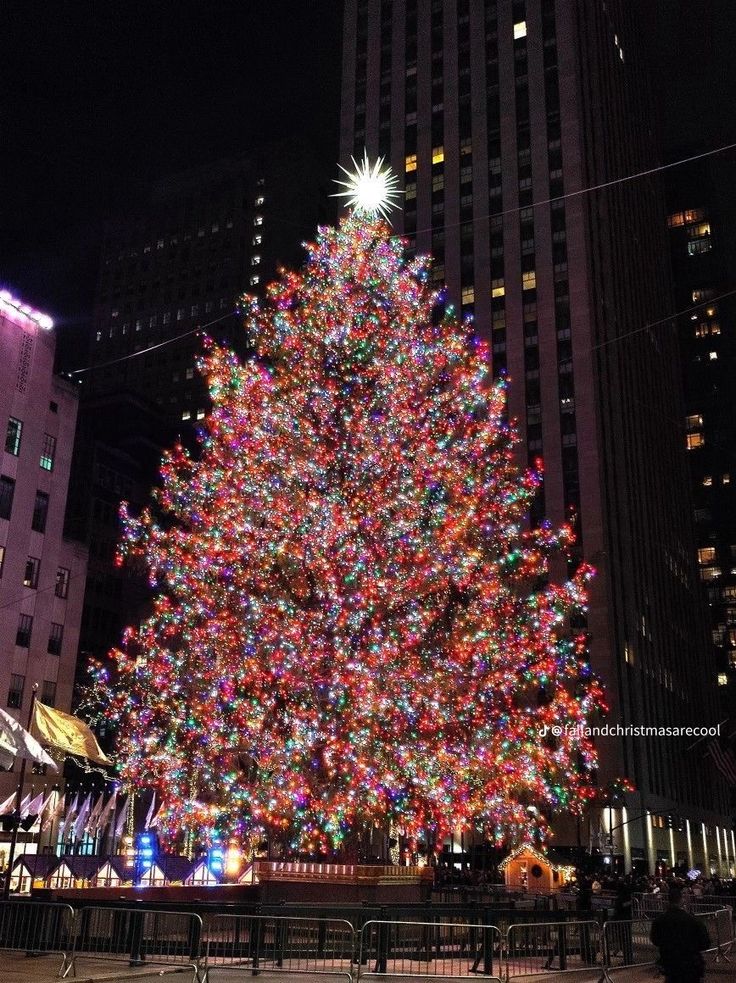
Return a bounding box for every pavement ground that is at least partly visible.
[0,953,731,983]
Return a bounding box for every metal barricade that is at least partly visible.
[0,900,75,975]
[601,918,657,978]
[504,920,601,978]
[204,913,355,982]
[358,918,502,980]
[700,907,733,961]
[62,906,204,981]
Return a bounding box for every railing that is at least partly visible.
[504,920,601,977]
[0,897,730,982]
[204,913,355,981]
[358,919,502,980]
[61,906,204,981]
[0,899,75,976]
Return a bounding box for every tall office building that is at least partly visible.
[86,147,330,426]
[0,292,88,836]
[341,0,733,873]
[666,155,736,724]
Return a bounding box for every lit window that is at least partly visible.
[186,367,194,380]
[698,547,716,565]
[522,270,537,291]
[718,673,728,686]
[251,255,261,266]
[432,146,444,165]
[686,413,704,430]
[5,418,22,456]
[491,279,505,298]
[709,351,718,360]
[461,286,475,305]
[254,215,264,227]
[405,154,417,174]
[196,409,206,420]
[95,331,102,342]
[688,222,711,238]
[687,432,705,450]
[250,275,260,286]
[252,234,262,245]
[700,566,721,582]
[703,476,713,487]
[23,556,40,589]
[513,20,527,39]
[255,196,265,207]
[40,433,56,471]
[688,239,711,256]
[181,410,191,421]
[724,474,731,485]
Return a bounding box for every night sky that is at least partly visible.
[3,0,736,371]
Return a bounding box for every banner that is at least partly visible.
[31,702,112,766]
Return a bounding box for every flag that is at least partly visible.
[95,791,117,835]
[144,792,157,829]
[21,790,45,819]
[0,791,17,814]
[31,702,112,766]
[114,795,130,838]
[708,740,736,786]
[85,794,105,835]
[0,729,16,771]
[58,792,79,841]
[0,707,57,770]
[149,800,166,829]
[41,791,64,832]
[72,793,92,841]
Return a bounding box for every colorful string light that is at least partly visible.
[96,211,606,854]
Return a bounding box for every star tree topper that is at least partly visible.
[332,150,404,221]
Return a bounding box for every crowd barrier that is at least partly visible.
[61,906,205,981]
[0,898,730,981]
[358,918,503,979]
[203,913,354,981]
[0,900,75,976]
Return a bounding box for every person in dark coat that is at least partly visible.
[613,875,634,965]
[650,885,710,983]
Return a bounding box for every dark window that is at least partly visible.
[15,614,32,648]
[55,566,70,599]
[5,418,22,456]
[49,401,58,413]
[40,433,56,471]
[32,491,49,533]
[47,622,64,656]
[41,680,57,707]
[23,556,40,589]
[7,674,25,709]
[0,475,15,520]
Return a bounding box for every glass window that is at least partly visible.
[522,270,537,291]
[55,566,70,599]
[686,433,705,450]
[40,433,56,471]
[41,680,57,707]
[7,673,25,708]
[514,21,527,39]
[491,279,505,298]
[432,145,444,164]
[32,491,50,533]
[698,547,716,565]
[23,556,40,588]
[461,286,475,304]
[0,475,15,520]
[253,215,264,227]
[15,615,32,649]
[405,154,417,172]
[47,623,64,656]
[686,413,704,430]
[5,418,22,456]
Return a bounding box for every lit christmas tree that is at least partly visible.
[99,157,605,855]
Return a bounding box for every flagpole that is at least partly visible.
[4,684,38,899]
[31,783,47,886]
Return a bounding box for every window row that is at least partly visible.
[4,419,56,470]
[0,548,70,597]
[14,613,64,654]
[0,480,50,532]
[7,674,57,710]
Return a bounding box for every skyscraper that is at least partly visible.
[0,291,88,811]
[341,0,732,873]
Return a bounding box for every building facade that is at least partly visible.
[0,291,88,820]
[86,148,330,427]
[340,0,732,873]
[666,154,736,727]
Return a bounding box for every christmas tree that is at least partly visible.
[99,158,604,855]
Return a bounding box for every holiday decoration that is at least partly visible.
[97,160,604,853]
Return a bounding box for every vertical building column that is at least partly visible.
[622,806,632,872]
[701,823,709,872]
[668,827,676,868]
[715,826,723,876]
[645,811,656,874]
[685,819,694,869]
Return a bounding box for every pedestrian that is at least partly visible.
[650,885,710,983]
